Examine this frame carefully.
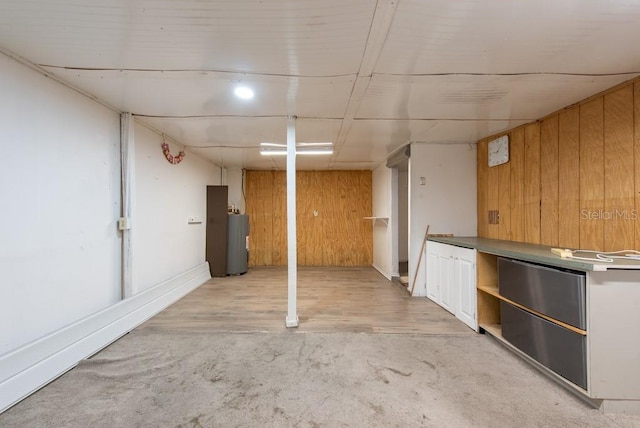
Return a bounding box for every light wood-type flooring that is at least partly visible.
[138,266,474,335]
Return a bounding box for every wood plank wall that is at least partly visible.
[245,170,373,266]
[478,79,640,251]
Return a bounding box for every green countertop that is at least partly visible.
[426,236,640,272]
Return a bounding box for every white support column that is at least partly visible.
[285,115,299,328]
[120,113,134,299]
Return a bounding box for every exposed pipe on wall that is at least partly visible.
[120,112,134,299]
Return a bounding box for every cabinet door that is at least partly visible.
[426,244,440,302]
[426,242,455,313]
[437,252,455,314]
[455,248,478,331]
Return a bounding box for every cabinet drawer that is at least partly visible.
[498,258,586,329]
[501,302,587,389]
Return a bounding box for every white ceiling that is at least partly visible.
[1,0,640,170]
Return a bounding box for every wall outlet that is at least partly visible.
[488,210,500,224]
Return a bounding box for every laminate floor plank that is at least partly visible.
[138,266,473,335]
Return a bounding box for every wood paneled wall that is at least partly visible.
[245,170,373,266]
[478,79,640,251]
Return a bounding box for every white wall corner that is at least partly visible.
[408,142,477,298]
[372,263,393,280]
[372,164,394,280]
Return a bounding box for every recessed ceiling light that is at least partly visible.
[234,86,254,100]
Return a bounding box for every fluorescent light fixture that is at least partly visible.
[259,142,334,156]
[260,147,287,156]
[297,148,334,155]
[296,142,333,147]
[234,86,254,99]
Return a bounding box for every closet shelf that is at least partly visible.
[363,216,389,226]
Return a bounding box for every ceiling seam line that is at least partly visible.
[37,64,358,79]
[331,0,399,167]
[0,47,121,114]
[373,72,640,77]
[1,47,222,169]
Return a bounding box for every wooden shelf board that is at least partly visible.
[477,283,500,298]
[480,323,502,338]
[363,217,388,226]
[477,286,586,336]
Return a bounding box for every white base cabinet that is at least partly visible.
[426,241,477,331]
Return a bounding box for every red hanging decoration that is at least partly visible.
[161,138,185,164]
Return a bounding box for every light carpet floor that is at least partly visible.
[2,331,640,427]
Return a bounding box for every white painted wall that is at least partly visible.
[0,54,121,354]
[371,164,397,280]
[408,142,477,297]
[132,123,220,293]
[398,170,409,262]
[0,53,220,411]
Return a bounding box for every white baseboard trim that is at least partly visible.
[412,286,427,297]
[372,263,392,281]
[0,262,211,413]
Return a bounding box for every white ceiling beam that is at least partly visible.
[330,0,399,168]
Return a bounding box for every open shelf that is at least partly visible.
[477,283,499,298]
[479,284,586,335]
[363,216,388,226]
[477,287,500,326]
[480,323,502,338]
